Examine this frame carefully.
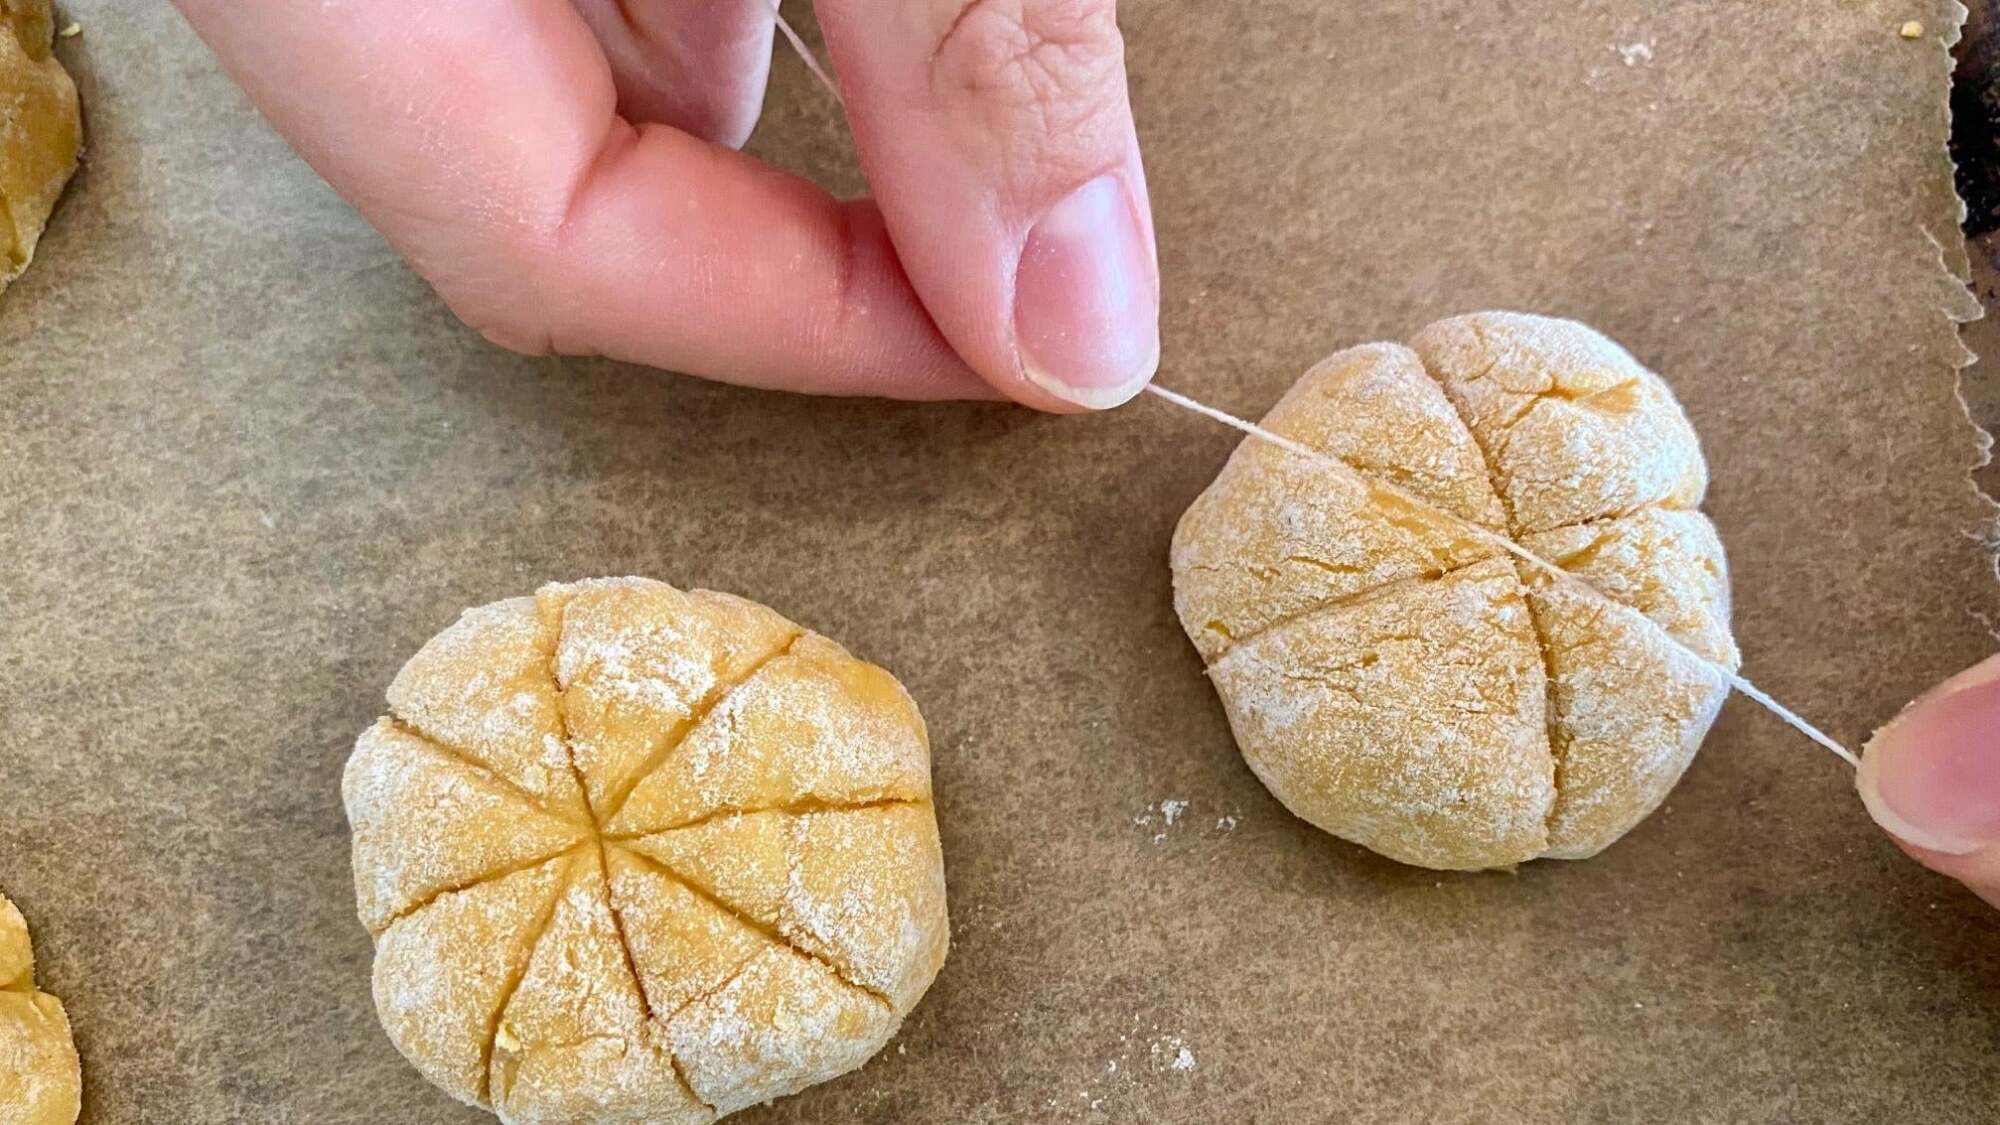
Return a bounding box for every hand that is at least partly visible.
[1858,654,2000,907]
[171,1,1159,411]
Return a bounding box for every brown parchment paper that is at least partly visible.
[3,2,1997,1121]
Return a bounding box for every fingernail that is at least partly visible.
[1013,171,1160,409]
[1857,655,2000,855]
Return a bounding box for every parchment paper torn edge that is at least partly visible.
[1934,3,2000,583]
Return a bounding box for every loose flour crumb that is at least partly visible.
[1149,1034,1198,1073]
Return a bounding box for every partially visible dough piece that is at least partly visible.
[0,893,81,1125]
[0,0,82,297]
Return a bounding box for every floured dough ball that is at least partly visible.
[1171,312,1739,870]
[1,0,82,298]
[0,893,81,1125]
[343,578,949,1124]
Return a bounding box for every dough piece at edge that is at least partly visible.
[0,893,81,1125]
[1,0,82,294]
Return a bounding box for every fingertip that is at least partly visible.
[817,0,1158,414]
[1010,168,1161,412]
[1858,654,2000,857]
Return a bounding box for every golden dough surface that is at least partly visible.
[343,578,949,1124]
[1171,312,1739,870]
[0,0,81,296]
[0,893,80,1125]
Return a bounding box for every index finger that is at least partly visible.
[172,0,995,401]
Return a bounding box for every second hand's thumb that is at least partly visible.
[1859,654,2000,907]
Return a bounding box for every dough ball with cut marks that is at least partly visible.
[343,577,948,1124]
[0,893,80,1125]
[1171,312,1739,870]
[1,0,81,299]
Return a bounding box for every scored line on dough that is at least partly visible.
[1197,559,1492,658]
[611,843,895,1009]
[602,796,928,842]
[377,842,590,937]
[477,852,575,1104]
[1414,346,1576,834]
[1142,382,1858,768]
[383,716,596,831]
[668,1050,717,1117]
[594,630,807,826]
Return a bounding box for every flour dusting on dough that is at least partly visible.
[345,577,949,1122]
[1172,313,1738,870]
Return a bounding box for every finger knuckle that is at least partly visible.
[444,293,556,357]
[428,261,564,358]
[408,211,578,358]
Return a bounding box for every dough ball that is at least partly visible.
[1171,312,1738,870]
[344,578,949,1124]
[0,0,81,297]
[0,893,81,1125]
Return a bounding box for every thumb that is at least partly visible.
[1857,653,2000,908]
[816,0,1159,411]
